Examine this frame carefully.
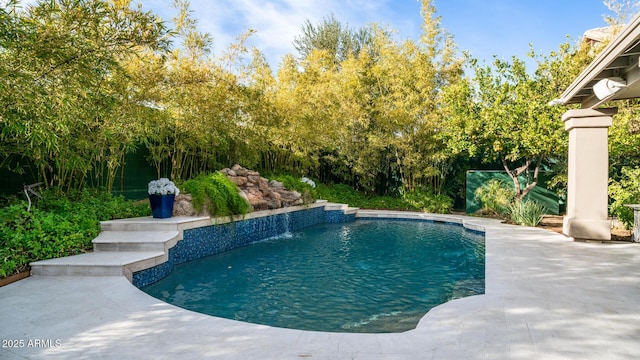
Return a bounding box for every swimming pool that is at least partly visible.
[142,219,485,333]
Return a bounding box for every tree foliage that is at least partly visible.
[1,0,169,190]
[293,13,374,63]
[273,0,464,195]
[3,0,640,219]
[439,54,566,200]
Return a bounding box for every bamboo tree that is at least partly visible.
[0,0,168,190]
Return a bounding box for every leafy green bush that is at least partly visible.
[180,172,250,216]
[401,190,452,214]
[508,199,546,227]
[475,179,514,216]
[0,190,150,278]
[315,183,451,213]
[609,167,640,229]
[316,183,368,206]
[38,189,150,221]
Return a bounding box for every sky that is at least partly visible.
[140,0,621,70]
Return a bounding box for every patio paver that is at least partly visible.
[1,213,639,359]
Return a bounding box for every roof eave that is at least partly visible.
[559,12,640,107]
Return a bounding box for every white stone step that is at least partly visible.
[324,203,350,211]
[100,216,210,232]
[92,231,179,252]
[30,251,166,281]
[344,207,360,215]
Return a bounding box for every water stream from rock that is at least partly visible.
[282,204,292,238]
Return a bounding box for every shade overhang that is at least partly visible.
[557,12,640,109]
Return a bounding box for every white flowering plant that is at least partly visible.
[148,178,180,196]
[300,177,316,188]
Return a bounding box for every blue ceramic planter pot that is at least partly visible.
[149,194,175,219]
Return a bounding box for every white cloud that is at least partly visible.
[13,0,613,72]
[140,0,422,68]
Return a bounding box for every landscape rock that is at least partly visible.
[177,164,310,214]
[258,178,269,191]
[232,164,248,177]
[173,194,196,216]
[269,180,285,189]
[226,165,307,211]
[227,176,247,187]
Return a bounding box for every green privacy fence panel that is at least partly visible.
[0,169,37,198]
[0,149,158,201]
[466,170,560,215]
[109,149,158,200]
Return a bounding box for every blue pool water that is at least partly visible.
[142,219,485,333]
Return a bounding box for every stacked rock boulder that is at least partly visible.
[173,165,306,216]
[221,164,304,211]
[173,193,196,216]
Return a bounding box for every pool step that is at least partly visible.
[325,203,359,214]
[29,218,202,280]
[30,251,166,281]
[99,216,210,232]
[92,231,180,252]
[345,207,359,215]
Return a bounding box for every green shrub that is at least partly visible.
[475,179,514,216]
[180,172,250,216]
[508,199,546,227]
[0,189,150,278]
[38,188,150,221]
[316,183,366,205]
[609,167,640,229]
[401,190,452,214]
[315,183,451,213]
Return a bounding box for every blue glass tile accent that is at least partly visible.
[325,210,355,223]
[133,206,352,288]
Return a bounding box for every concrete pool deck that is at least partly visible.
[1,212,640,359]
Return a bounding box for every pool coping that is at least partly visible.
[3,210,640,359]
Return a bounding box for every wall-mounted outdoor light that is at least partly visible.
[592,77,627,100]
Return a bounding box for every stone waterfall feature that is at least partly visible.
[173,165,305,216]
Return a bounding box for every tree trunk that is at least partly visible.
[501,156,542,200]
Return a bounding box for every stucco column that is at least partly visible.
[562,107,617,241]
